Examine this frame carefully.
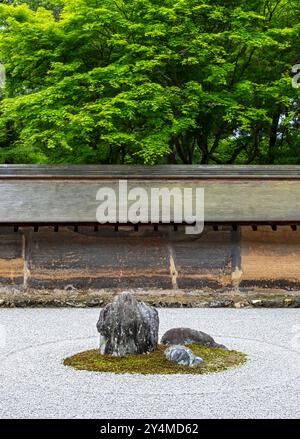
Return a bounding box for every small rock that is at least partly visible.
[164,345,203,367]
[97,292,159,356]
[0,299,5,306]
[66,300,77,307]
[283,298,293,307]
[234,301,249,309]
[251,299,263,307]
[292,299,300,308]
[85,299,103,307]
[64,284,77,291]
[262,299,281,308]
[208,300,234,308]
[161,327,227,350]
[234,302,242,309]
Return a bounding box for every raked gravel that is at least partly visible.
[0,308,299,419]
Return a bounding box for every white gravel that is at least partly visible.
[0,308,300,419]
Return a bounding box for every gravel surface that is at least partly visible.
[0,308,299,419]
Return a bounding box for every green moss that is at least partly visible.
[63,345,247,375]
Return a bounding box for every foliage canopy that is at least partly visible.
[0,0,300,164]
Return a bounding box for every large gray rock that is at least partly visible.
[96,292,159,356]
[161,327,227,350]
[164,345,203,367]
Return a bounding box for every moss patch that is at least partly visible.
[63,345,247,375]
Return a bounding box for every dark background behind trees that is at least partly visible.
[0,0,300,165]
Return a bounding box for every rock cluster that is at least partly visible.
[96,292,227,370]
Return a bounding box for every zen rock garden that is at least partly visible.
[64,292,246,374]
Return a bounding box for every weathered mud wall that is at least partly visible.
[0,225,299,291]
[240,226,300,289]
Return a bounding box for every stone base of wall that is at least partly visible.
[0,225,300,307]
[1,286,300,308]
